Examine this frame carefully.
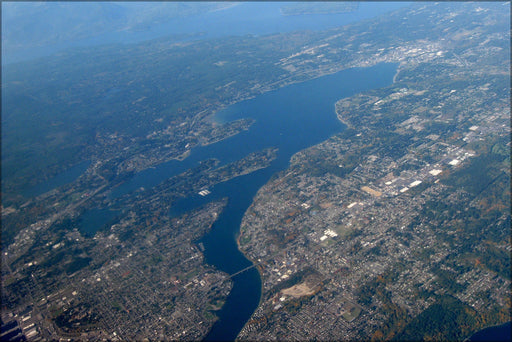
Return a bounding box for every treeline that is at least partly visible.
[392,295,479,341]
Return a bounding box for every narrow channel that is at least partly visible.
[166,63,399,340]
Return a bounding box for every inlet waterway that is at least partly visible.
[85,62,398,340]
[468,321,511,341]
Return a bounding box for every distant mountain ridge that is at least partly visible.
[280,2,359,16]
[1,2,236,52]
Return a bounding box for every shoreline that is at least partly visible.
[464,321,512,341]
[235,230,266,336]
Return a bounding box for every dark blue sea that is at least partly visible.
[469,321,512,341]
[22,160,90,198]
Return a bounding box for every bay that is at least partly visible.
[78,207,121,238]
[22,160,91,198]
[468,321,512,341]
[15,0,408,199]
[84,62,398,339]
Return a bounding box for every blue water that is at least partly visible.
[2,2,410,65]
[111,63,398,201]
[86,63,397,340]
[22,160,91,198]
[469,321,511,341]
[78,207,120,238]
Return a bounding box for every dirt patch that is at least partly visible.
[319,202,333,209]
[361,186,382,197]
[281,282,316,298]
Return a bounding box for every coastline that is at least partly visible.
[235,230,266,337]
[466,321,512,341]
